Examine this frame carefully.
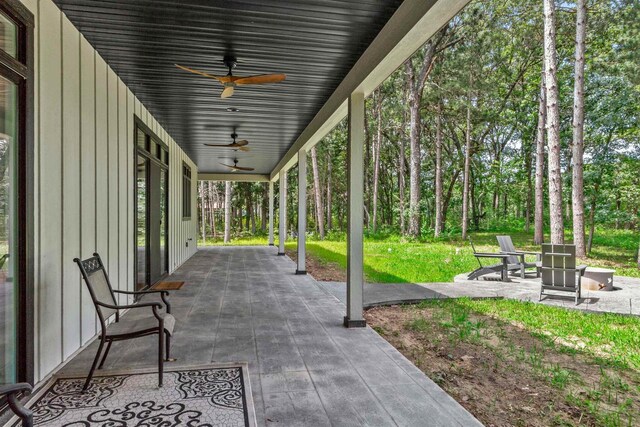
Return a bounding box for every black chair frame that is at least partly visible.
[74,253,174,391]
[0,383,33,426]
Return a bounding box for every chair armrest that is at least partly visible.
[0,383,32,396]
[96,301,162,310]
[0,383,33,425]
[474,253,510,259]
[113,289,171,313]
[516,250,541,256]
[97,301,165,322]
[113,289,169,296]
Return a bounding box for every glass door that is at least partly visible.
[136,155,147,291]
[160,169,168,276]
[134,123,169,290]
[0,75,18,384]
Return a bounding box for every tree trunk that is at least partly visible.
[261,183,267,232]
[534,73,546,244]
[199,181,206,241]
[572,0,587,257]
[462,86,472,239]
[224,181,232,243]
[372,90,382,233]
[586,182,598,256]
[434,104,444,237]
[407,86,422,237]
[543,0,565,244]
[249,187,256,234]
[442,170,461,228]
[209,182,216,239]
[404,33,442,237]
[525,145,533,232]
[399,135,406,234]
[310,146,325,239]
[364,108,371,230]
[326,153,332,230]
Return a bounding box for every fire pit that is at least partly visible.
[581,267,615,291]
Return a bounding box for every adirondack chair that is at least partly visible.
[539,243,587,305]
[496,235,541,278]
[74,253,176,391]
[467,237,513,282]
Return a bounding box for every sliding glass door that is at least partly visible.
[0,0,32,386]
[0,74,18,385]
[135,122,169,290]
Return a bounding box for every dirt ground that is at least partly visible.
[285,249,346,281]
[365,305,640,427]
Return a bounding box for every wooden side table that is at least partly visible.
[153,281,185,291]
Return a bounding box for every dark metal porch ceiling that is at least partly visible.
[53,0,404,174]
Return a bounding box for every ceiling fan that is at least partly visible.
[220,158,255,172]
[176,56,286,98]
[204,133,249,151]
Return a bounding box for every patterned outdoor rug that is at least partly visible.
[17,364,255,426]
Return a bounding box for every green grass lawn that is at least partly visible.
[455,298,640,370]
[369,298,640,426]
[199,228,640,283]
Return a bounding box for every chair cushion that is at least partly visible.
[106,313,175,337]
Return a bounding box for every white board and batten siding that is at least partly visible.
[20,0,199,384]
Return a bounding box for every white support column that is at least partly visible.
[296,149,307,274]
[345,91,366,328]
[268,180,275,246]
[278,171,287,256]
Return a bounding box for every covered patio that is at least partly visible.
[58,247,481,426]
[0,0,495,424]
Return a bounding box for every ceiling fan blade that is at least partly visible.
[204,143,233,147]
[234,74,286,85]
[235,140,249,146]
[238,146,250,152]
[232,165,255,171]
[175,64,226,81]
[221,86,235,98]
[220,162,235,169]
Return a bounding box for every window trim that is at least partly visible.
[0,0,35,386]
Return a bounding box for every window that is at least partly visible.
[0,0,34,385]
[182,163,191,220]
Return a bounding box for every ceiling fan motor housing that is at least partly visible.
[223,56,237,72]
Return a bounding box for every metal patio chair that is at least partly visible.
[74,253,175,391]
[496,235,541,278]
[0,383,33,426]
[539,243,587,305]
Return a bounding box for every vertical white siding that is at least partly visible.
[21,0,199,383]
[61,16,81,360]
[79,35,97,344]
[21,0,40,381]
[37,0,63,377]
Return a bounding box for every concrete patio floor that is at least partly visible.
[58,246,481,426]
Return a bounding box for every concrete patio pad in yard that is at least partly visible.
[320,273,640,316]
[58,247,481,426]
